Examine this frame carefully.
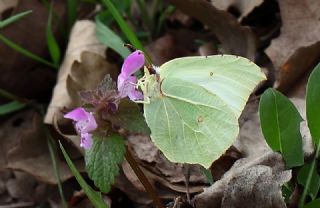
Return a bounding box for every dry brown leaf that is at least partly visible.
[0,0,18,14]
[116,135,206,205]
[45,20,118,124]
[146,32,197,66]
[194,152,291,208]
[0,0,65,99]
[169,0,257,59]
[0,110,84,184]
[211,0,264,21]
[265,0,320,92]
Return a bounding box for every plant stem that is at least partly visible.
[125,147,164,208]
[299,141,320,207]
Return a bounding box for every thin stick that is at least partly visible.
[125,147,164,208]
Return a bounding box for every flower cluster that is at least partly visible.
[117,50,145,101]
[64,50,145,149]
[64,107,97,149]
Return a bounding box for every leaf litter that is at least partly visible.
[1,0,320,207]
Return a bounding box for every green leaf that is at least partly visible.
[95,16,130,58]
[85,134,125,193]
[100,0,148,58]
[46,3,61,67]
[0,101,26,115]
[307,63,320,144]
[298,163,320,200]
[59,142,107,208]
[107,99,150,134]
[201,167,214,185]
[0,10,32,29]
[259,88,304,168]
[304,198,320,208]
[140,55,266,168]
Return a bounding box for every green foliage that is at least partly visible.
[0,101,26,115]
[304,198,320,208]
[298,163,320,200]
[46,3,61,67]
[95,15,130,58]
[85,135,125,193]
[140,55,265,168]
[0,10,32,29]
[107,99,150,134]
[59,142,107,208]
[101,0,148,58]
[299,63,320,207]
[259,88,304,168]
[258,63,320,207]
[67,0,78,30]
[306,63,320,144]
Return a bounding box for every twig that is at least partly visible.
[125,147,164,208]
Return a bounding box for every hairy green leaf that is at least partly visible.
[140,55,265,168]
[59,142,107,208]
[85,135,125,193]
[259,88,304,168]
[107,99,150,134]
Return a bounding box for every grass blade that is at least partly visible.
[67,0,78,31]
[0,34,57,69]
[0,101,26,115]
[0,10,32,29]
[59,141,107,208]
[46,3,61,67]
[95,15,130,58]
[101,0,152,63]
[46,129,68,208]
[0,88,20,101]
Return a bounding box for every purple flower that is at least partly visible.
[117,50,145,101]
[64,107,97,149]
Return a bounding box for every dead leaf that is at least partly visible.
[45,20,118,124]
[115,134,207,206]
[221,165,290,208]
[0,0,18,14]
[6,171,36,200]
[0,110,84,184]
[194,152,291,208]
[169,0,257,59]
[0,0,65,99]
[146,32,196,66]
[265,0,320,92]
[211,0,264,21]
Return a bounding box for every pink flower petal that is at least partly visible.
[128,88,144,101]
[80,133,93,150]
[121,50,145,77]
[64,107,88,121]
[74,111,97,133]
